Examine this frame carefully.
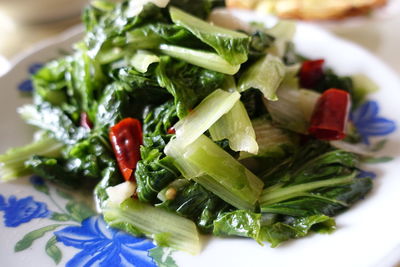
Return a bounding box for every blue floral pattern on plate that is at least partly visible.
[351,101,396,144]
[0,176,174,266]
[17,63,43,93]
[357,170,377,179]
[0,195,50,227]
[55,216,157,267]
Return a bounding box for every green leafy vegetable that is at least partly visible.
[172,89,240,147]
[248,31,275,59]
[238,54,286,101]
[261,178,373,217]
[94,81,135,130]
[65,45,107,114]
[209,101,258,154]
[165,135,264,210]
[240,89,268,119]
[259,140,372,217]
[103,198,201,255]
[265,20,296,58]
[159,44,241,75]
[263,87,320,134]
[0,136,63,181]
[129,50,160,73]
[156,57,226,118]
[170,7,250,65]
[262,214,336,247]
[26,156,87,188]
[213,210,335,247]
[84,2,167,59]
[260,173,357,206]
[134,101,180,203]
[18,103,87,144]
[213,210,263,242]
[136,146,179,203]
[158,180,231,233]
[125,23,203,53]
[32,59,68,106]
[26,133,117,188]
[169,0,224,19]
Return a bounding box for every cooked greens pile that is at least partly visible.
[0,0,380,254]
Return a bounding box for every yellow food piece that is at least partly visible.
[226,0,260,9]
[226,0,387,20]
[165,187,177,200]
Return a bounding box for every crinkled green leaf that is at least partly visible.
[170,7,250,65]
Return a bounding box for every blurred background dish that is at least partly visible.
[0,0,88,24]
[0,0,88,73]
[225,0,400,75]
[226,0,399,21]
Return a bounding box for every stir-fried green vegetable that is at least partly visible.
[0,0,389,254]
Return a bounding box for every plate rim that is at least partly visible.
[1,24,84,81]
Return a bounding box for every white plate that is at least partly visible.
[0,12,400,267]
[317,0,400,30]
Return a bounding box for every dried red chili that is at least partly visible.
[299,59,325,89]
[308,88,351,141]
[167,127,176,135]
[109,118,143,181]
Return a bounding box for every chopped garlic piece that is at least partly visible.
[106,181,137,205]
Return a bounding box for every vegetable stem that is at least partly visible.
[0,136,63,181]
[260,172,356,205]
[159,44,241,75]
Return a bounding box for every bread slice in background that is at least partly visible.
[226,0,388,20]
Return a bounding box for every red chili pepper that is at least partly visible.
[299,59,325,89]
[109,118,143,181]
[80,112,93,130]
[167,127,176,135]
[308,88,351,141]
